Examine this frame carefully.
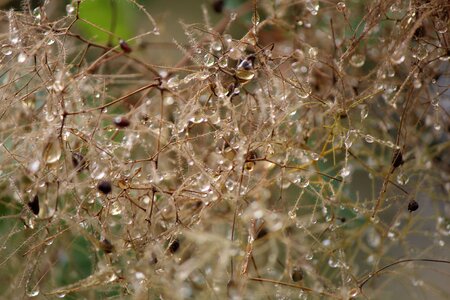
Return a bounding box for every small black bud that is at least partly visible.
[392,149,404,169]
[256,227,268,239]
[72,152,86,170]
[100,238,114,254]
[168,239,180,253]
[212,0,224,13]
[408,200,419,212]
[97,180,112,195]
[28,194,40,215]
[119,39,132,53]
[291,266,304,282]
[113,116,130,128]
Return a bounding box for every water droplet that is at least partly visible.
[203,53,215,67]
[360,105,368,120]
[366,227,380,247]
[308,47,318,58]
[305,252,313,260]
[339,166,351,178]
[390,49,405,65]
[208,41,220,54]
[218,56,228,68]
[434,19,448,33]
[336,2,346,12]
[412,43,428,60]
[167,76,180,89]
[364,135,375,143]
[396,171,409,185]
[296,84,312,99]
[350,54,365,67]
[66,4,75,16]
[17,52,27,63]
[1,44,13,56]
[328,257,339,268]
[251,12,260,25]
[32,7,41,21]
[223,34,232,44]
[110,201,122,215]
[43,140,61,164]
[28,160,41,173]
[27,289,40,297]
[235,69,255,81]
[225,178,235,191]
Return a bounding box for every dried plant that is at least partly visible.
[0,0,449,299]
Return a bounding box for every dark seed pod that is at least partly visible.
[392,149,404,169]
[291,266,304,282]
[237,54,256,71]
[256,227,268,239]
[28,194,39,215]
[100,238,114,254]
[408,200,419,212]
[168,239,180,253]
[227,82,240,97]
[72,152,86,170]
[119,39,132,53]
[113,116,130,128]
[212,0,224,13]
[97,180,112,195]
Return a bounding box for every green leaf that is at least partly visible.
[76,0,136,44]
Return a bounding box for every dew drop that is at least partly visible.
[17,52,27,63]
[210,41,222,52]
[339,166,351,178]
[43,140,61,164]
[364,135,375,143]
[32,7,41,21]
[66,4,75,16]
[203,53,215,67]
[336,2,346,12]
[218,56,228,68]
[328,257,339,268]
[360,105,368,120]
[350,54,365,67]
[1,44,13,56]
[27,289,40,297]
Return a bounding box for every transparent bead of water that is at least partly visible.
[1,44,13,56]
[365,135,375,143]
[18,52,27,63]
[218,56,228,68]
[296,84,312,99]
[32,7,41,21]
[350,54,365,67]
[434,20,448,33]
[339,166,351,178]
[66,4,75,16]
[167,76,180,89]
[43,140,61,164]
[27,289,40,297]
[308,47,318,58]
[336,2,346,12]
[396,171,409,185]
[328,257,339,268]
[210,41,222,52]
[360,105,368,120]
[203,53,215,67]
